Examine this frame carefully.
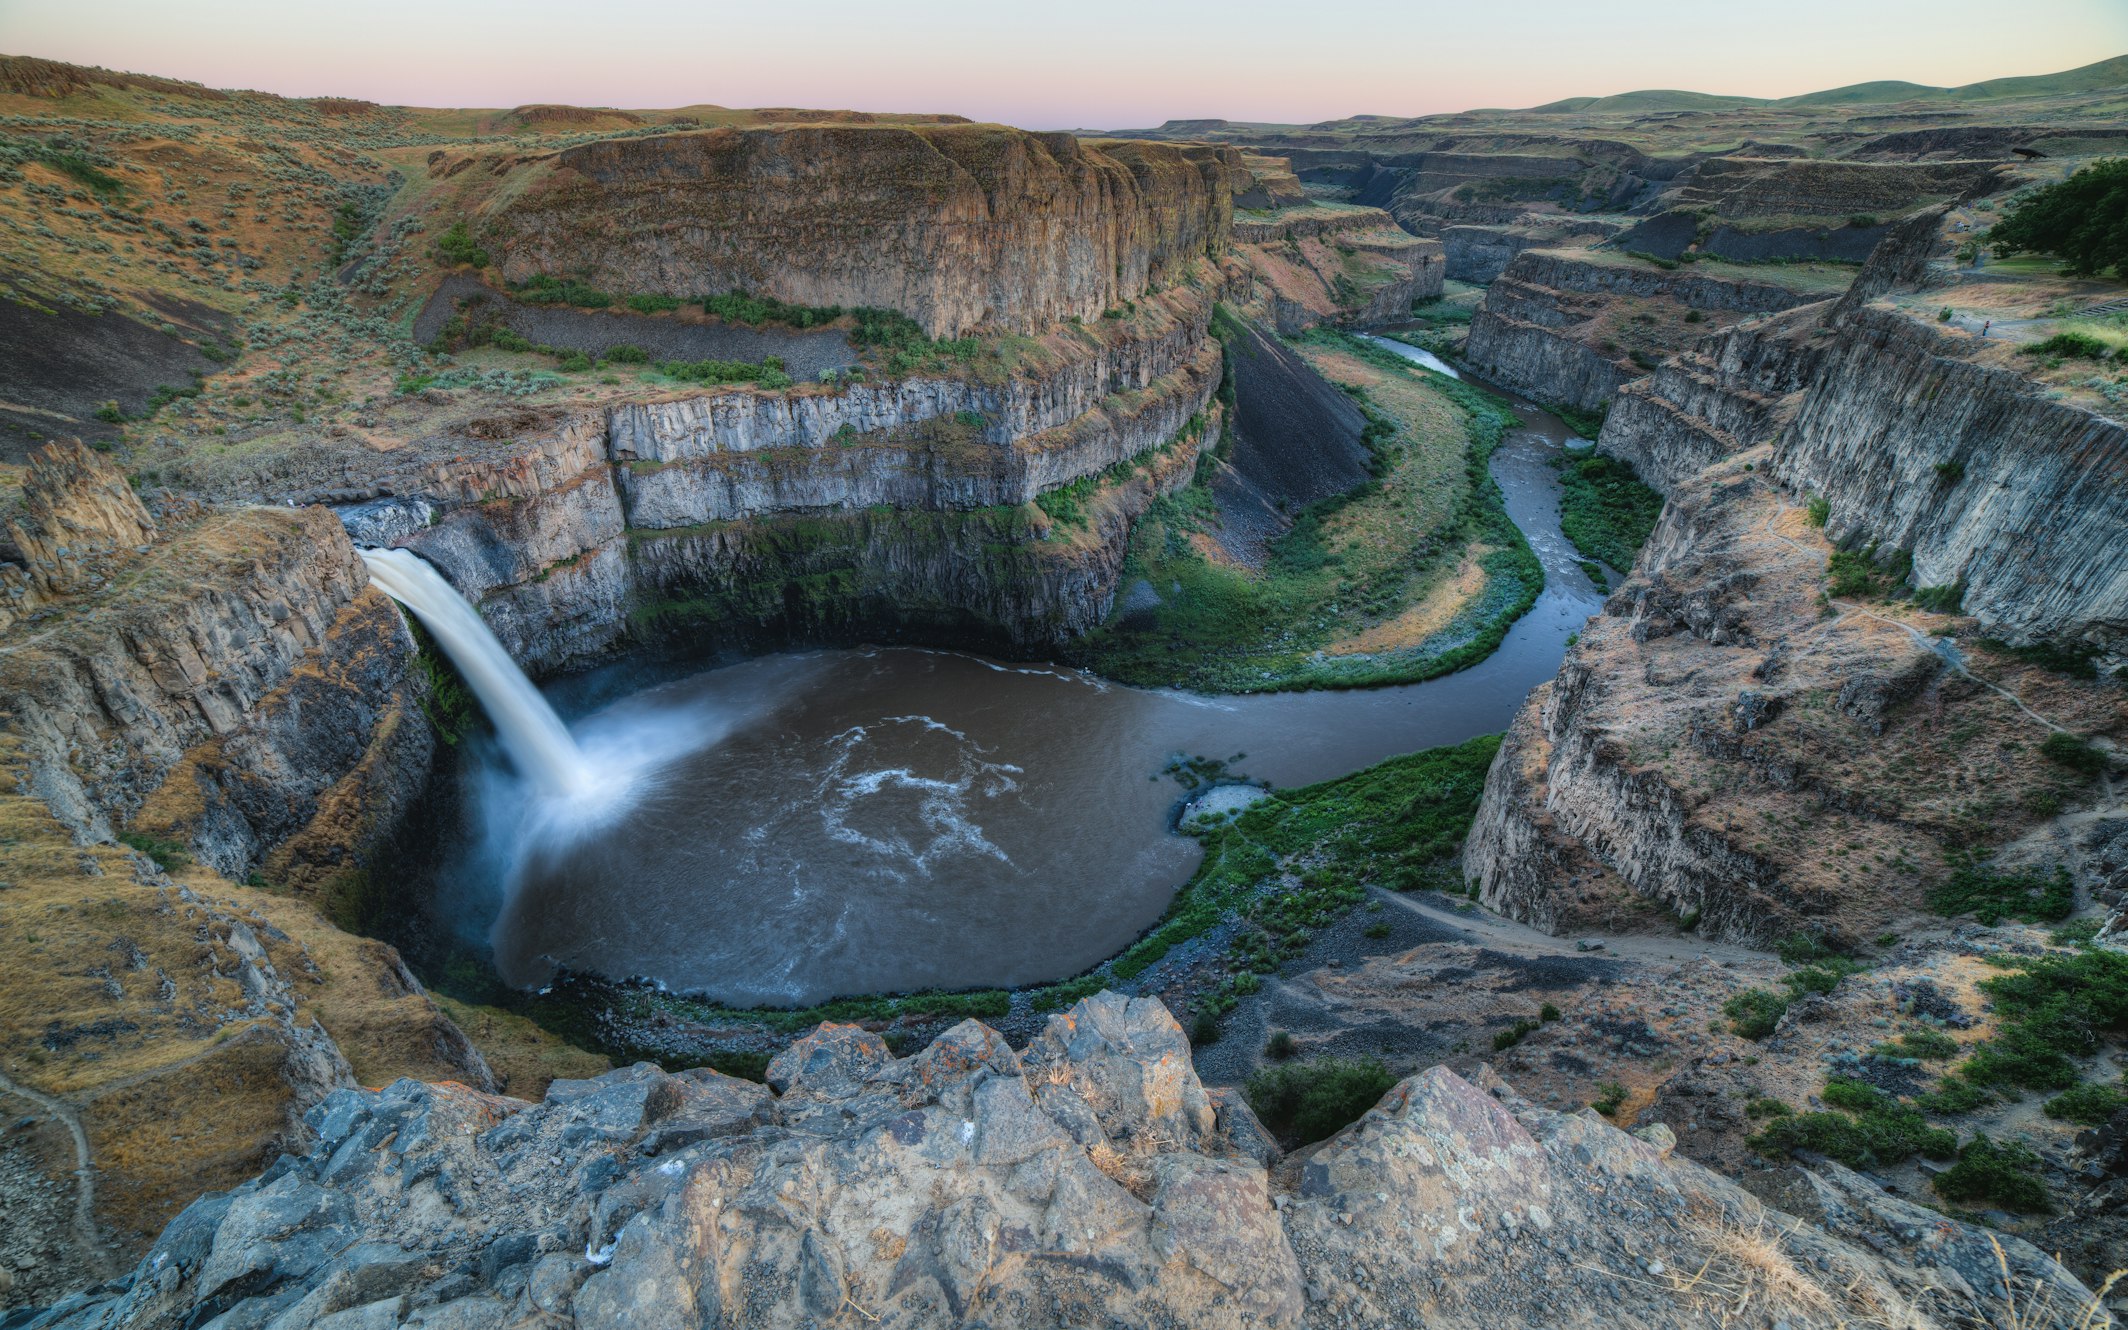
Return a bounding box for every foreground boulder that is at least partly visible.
[16,994,2100,1330]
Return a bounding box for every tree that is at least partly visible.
[1986,158,2128,279]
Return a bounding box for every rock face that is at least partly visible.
[1464,250,1826,413]
[1467,216,2128,948]
[20,993,2096,1330]
[1596,298,2128,654]
[1229,203,1443,334]
[350,287,1225,674]
[473,127,1235,337]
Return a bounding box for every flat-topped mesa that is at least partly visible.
[474,126,1237,338]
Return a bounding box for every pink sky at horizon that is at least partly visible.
[2,0,2122,129]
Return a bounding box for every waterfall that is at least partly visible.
[358,548,595,799]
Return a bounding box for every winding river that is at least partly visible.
[459,349,1608,1008]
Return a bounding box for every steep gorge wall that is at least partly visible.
[393,291,1224,672]
[473,127,1236,338]
[1464,250,1821,413]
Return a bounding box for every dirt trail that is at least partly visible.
[0,1065,111,1280]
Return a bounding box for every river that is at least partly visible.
[466,354,1608,1007]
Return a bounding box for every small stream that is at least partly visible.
[455,360,1608,1008]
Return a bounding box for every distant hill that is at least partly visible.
[1526,53,2128,114]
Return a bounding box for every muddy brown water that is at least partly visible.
[477,372,1608,1007]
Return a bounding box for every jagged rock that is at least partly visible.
[15,996,2100,1330]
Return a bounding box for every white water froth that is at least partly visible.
[360,549,595,800]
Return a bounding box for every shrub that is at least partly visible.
[1745,1097,1792,1120]
[1986,159,2128,279]
[1683,309,1705,323]
[1553,452,1663,570]
[603,344,649,364]
[557,351,593,373]
[2023,331,2110,360]
[1749,1080,1955,1168]
[1958,948,2128,1092]
[1847,214,1879,228]
[1264,1030,1298,1060]
[624,294,683,314]
[1244,1056,1397,1145]
[2042,1079,2128,1125]
[1930,1133,2051,1211]
[1805,495,1830,527]
[1724,988,1789,1039]
[490,328,534,353]
[514,275,612,308]
[94,400,125,423]
[1938,306,1954,322]
[1493,1018,1541,1051]
[435,221,490,269]
[118,831,190,872]
[1189,1008,1222,1046]
[1539,1002,1562,1023]
[2039,732,2106,774]
[1918,1074,1994,1115]
[1929,863,2075,925]
[1872,1028,1959,1061]
[1362,921,1391,939]
[1932,459,1965,483]
[1590,1081,1627,1116]
[1913,582,1965,613]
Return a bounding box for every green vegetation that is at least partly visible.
[118,831,191,872]
[1986,158,2128,280]
[1552,452,1662,571]
[2023,331,2112,361]
[1912,581,1965,614]
[1825,543,1911,598]
[655,355,793,390]
[1093,735,1500,992]
[1493,1017,1541,1051]
[1977,636,2101,680]
[1034,415,1207,531]
[1244,1055,1397,1145]
[1553,401,1608,441]
[435,220,490,268]
[704,288,846,328]
[513,274,615,308]
[1264,1030,1299,1060]
[1746,1096,1793,1120]
[1928,862,2075,925]
[1955,947,2128,1093]
[2039,732,2108,775]
[1083,330,1540,692]
[1931,1134,2052,1211]
[1748,1077,1956,1168]
[411,621,481,746]
[1723,988,1790,1039]
[2043,1078,2128,1125]
[1872,1028,1960,1061]
[1805,495,1830,527]
[1590,1081,1627,1116]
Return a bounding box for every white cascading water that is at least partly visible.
[358,548,596,800]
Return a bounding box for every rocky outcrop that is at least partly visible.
[1771,305,2128,651]
[1229,203,1442,334]
[1438,216,1623,283]
[20,993,2097,1330]
[465,127,1235,337]
[374,290,1224,673]
[1464,250,1825,413]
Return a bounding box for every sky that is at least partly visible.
[2,0,2122,129]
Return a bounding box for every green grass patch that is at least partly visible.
[1081,327,1538,692]
[1552,452,1662,571]
[118,831,191,873]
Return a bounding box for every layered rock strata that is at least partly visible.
[371,288,1224,673]
[20,993,2100,1330]
[1464,249,1827,413]
[1230,204,1442,333]
[463,127,1237,337]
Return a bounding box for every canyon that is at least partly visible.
[2,46,2127,1330]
